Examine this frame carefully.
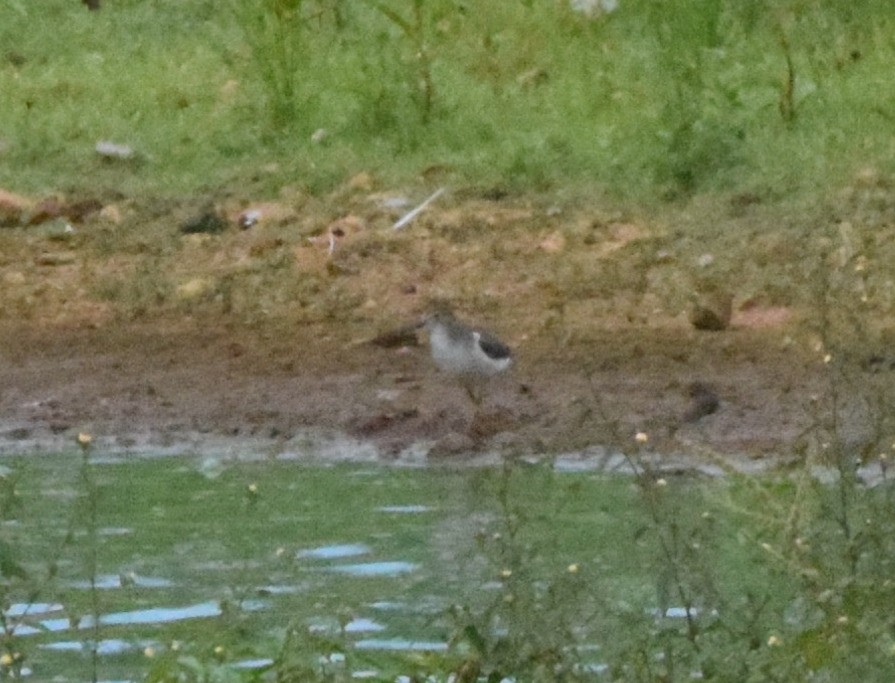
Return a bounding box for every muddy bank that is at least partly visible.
[2,189,893,467]
[0,316,830,466]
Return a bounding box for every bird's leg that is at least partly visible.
[461,379,482,408]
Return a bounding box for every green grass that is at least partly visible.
[1,0,893,201]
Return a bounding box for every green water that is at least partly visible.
[0,453,656,680]
[8,451,887,681]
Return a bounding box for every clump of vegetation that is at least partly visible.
[0,0,892,198]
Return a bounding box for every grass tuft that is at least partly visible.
[0,1,891,200]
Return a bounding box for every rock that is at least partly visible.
[39,218,76,241]
[681,382,720,423]
[175,277,215,302]
[239,209,261,229]
[95,140,136,160]
[690,290,732,331]
[99,204,123,224]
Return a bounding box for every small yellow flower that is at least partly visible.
[823,354,832,364]
[0,653,12,666]
[143,646,156,658]
[655,478,668,487]
[767,635,782,647]
[635,432,649,444]
[77,432,93,447]
[247,483,258,494]
[214,645,225,656]
[567,563,580,574]
[275,546,286,557]
[499,568,512,579]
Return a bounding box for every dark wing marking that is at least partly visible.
[477,332,512,361]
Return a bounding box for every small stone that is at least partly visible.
[681,382,720,423]
[95,140,136,160]
[175,277,215,302]
[690,291,733,331]
[99,204,123,224]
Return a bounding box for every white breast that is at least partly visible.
[429,326,511,376]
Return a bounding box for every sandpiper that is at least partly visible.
[420,308,513,404]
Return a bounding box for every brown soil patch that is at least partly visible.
[1,184,890,466]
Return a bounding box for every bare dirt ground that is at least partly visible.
[3,181,885,467]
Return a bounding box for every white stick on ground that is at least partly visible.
[393,187,446,230]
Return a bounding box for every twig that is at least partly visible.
[393,187,445,230]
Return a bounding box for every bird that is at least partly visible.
[419,308,513,405]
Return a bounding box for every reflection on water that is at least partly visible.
[13,600,268,637]
[296,542,371,560]
[40,638,149,655]
[70,573,173,589]
[231,657,275,669]
[329,561,418,577]
[355,638,448,652]
[1,455,631,679]
[6,602,63,617]
[310,616,386,634]
[376,505,431,514]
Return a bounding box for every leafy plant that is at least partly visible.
[365,0,438,123]
[230,0,313,127]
